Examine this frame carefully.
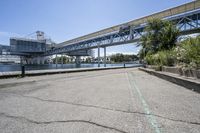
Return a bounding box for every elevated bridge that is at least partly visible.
[47,1,200,57]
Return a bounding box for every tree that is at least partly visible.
[139,18,179,58]
[110,53,138,63]
[85,57,92,63]
[140,18,163,54]
[53,56,70,64]
[160,21,179,50]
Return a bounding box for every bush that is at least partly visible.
[145,50,175,66]
[145,36,200,70]
[145,53,154,65]
[174,36,200,69]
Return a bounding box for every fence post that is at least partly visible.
[21,65,25,77]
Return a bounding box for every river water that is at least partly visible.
[0,63,142,72]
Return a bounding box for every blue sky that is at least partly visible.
[0,0,192,56]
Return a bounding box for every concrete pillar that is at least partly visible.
[75,56,81,65]
[61,54,63,68]
[41,57,45,64]
[29,58,32,64]
[20,56,22,65]
[28,58,32,64]
[32,58,35,64]
[98,46,100,67]
[104,47,106,67]
[34,58,37,64]
[55,54,58,69]
[26,58,30,64]
[37,57,40,65]
[31,59,34,64]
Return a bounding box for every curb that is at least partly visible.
[139,68,200,93]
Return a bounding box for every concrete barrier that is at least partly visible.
[139,68,200,93]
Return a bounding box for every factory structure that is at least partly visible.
[0,44,20,64]
[0,31,94,64]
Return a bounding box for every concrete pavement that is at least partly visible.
[0,68,199,133]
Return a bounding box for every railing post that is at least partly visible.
[21,65,25,77]
[20,57,25,77]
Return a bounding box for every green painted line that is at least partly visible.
[127,72,161,133]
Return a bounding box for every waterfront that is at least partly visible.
[0,63,141,72]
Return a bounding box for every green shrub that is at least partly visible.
[174,36,200,69]
[145,50,175,66]
[145,53,154,65]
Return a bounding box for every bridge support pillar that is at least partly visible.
[104,47,106,67]
[41,57,45,64]
[55,54,58,69]
[61,54,64,68]
[98,46,100,67]
[26,58,29,64]
[75,56,81,66]
[28,59,32,64]
[26,58,30,64]
[31,59,34,64]
[37,57,40,65]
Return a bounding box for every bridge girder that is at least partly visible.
[46,9,200,55]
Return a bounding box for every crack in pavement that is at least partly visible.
[153,115,200,126]
[0,72,126,97]
[0,92,141,114]
[0,71,126,90]
[0,80,36,89]
[1,92,200,126]
[0,84,50,95]
[0,112,128,133]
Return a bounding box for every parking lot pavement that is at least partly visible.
[0,68,199,133]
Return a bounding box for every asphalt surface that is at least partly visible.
[0,68,199,133]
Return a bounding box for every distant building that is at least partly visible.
[0,54,20,64]
[1,31,95,64]
[0,44,10,54]
[0,44,20,63]
[10,38,46,55]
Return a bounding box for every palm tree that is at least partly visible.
[159,21,179,50]
[139,18,179,58]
